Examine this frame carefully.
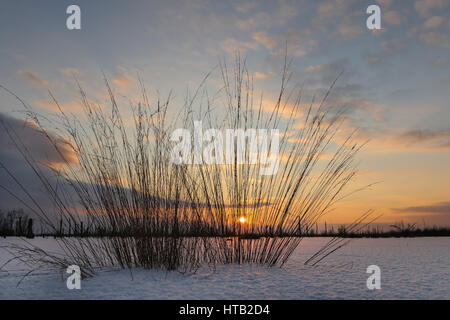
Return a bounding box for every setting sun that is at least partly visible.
[239,216,246,224]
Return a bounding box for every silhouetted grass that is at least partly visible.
[0,55,372,274]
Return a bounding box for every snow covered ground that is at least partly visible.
[0,237,449,299]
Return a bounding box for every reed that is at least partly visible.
[0,56,371,274]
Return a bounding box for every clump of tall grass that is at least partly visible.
[0,56,372,274]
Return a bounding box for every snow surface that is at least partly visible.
[0,237,449,299]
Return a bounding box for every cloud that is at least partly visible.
[0,113,210,215]
[410,11,450,49]
[251,29,317,57]
[376,0,393,7]
[17,70,49,88]
[304,58,357,84]
[112,67,134,91]
[252,32,278,50]
[415,0,448,17]
[384,10,404,25]
[424,16,446,28]
[34,98,85,114]
[350,127,450,154]
[0,113,77,168]
[364,39,407,65]
[296,58,450,154]
[0,113,78,211]
[275,1,298,22]
[365,54,381,65]
[234,1,259,14]
[337,24,364,38]
[59,67,82,78]
[306,64,327,72]
[316,0,340,19]
[253,71,273,80]
[235,1,298,30]
[315,0,365,40]
[252,97,305,119]
[391,129,450,150]
[417,31,450,49]
[299,59,389,127]
[382,39,407,53]
[219,38,258,54]
[393,202,450,214]
[428,56,448,68]
[235,12,273,30]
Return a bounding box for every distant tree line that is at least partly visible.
[0,208,34,238]
[1,208,448,239]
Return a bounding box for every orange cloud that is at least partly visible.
[337,24,363,39]
[17,70,49,88]
[393,202,450,214]
[35,99,85,114]
[112,68,134,91]
[384,10,404,25]
[417,31,450,49]
[415,0,448,17]
[252,31,278,50]
[219,38,258,55]
[424,16,446,28]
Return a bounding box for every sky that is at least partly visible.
[0,0,450,225]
